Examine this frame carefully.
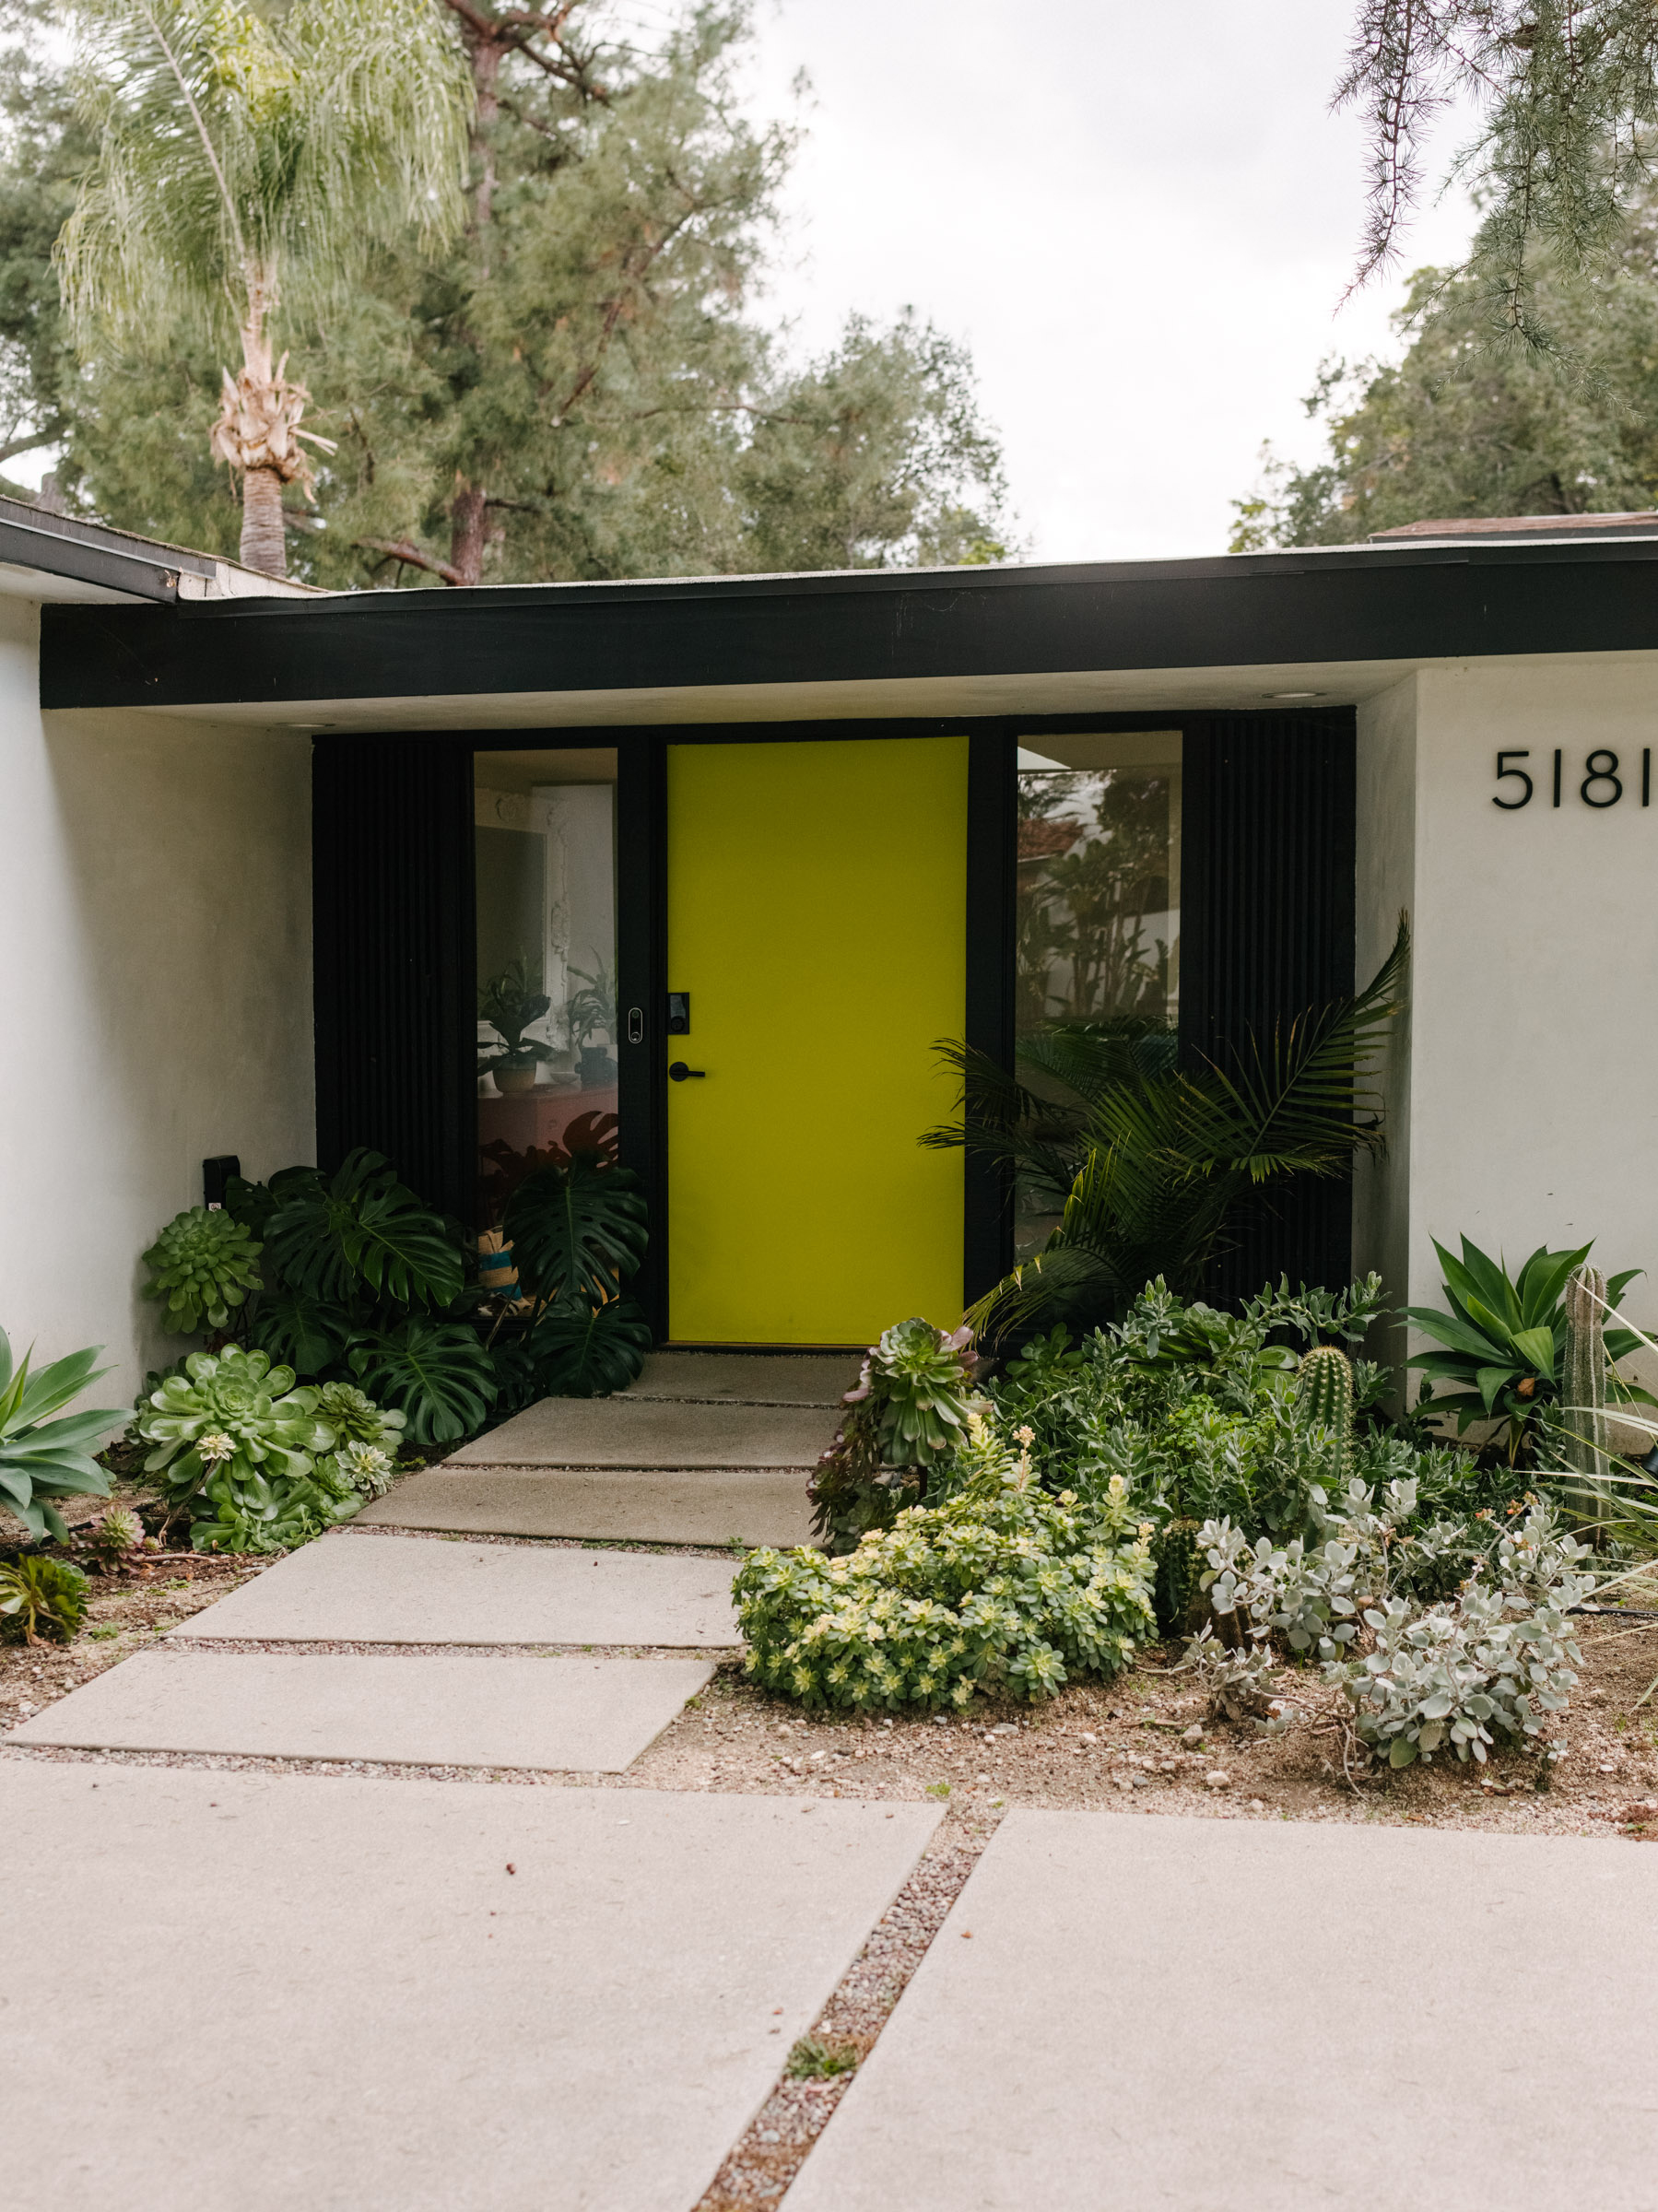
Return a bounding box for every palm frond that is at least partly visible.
[960,915,1409,1341]
[57,0,472,345]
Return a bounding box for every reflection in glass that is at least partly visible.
[1014,732,1182,1256]
[473,748,619,1229]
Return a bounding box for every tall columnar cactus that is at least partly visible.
[1560,1263,1609,1479]
[1297,1344,1355,1477]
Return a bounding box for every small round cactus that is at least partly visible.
[142,1207,263,1335]
[1296,1344,1355,1474]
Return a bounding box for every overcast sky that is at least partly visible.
[741,0,1480,562]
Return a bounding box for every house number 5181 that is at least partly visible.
[1494,748,1653,808]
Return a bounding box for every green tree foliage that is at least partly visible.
[1232,202,1658,547]
[0,0,1010,584]
[55,0,470,576]
[1338,1,1658,342]
[0,1,85,493]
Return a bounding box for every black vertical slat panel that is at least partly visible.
[964,727,1017,1302]
[312,735,476,1221]
[617,735,668,1338]
[1181,710,1357,1300]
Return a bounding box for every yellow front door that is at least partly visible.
[665,735,968,1346]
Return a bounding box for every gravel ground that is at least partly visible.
[7,1526,1658,1839]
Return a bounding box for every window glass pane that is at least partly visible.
[1014,730,1182,1256]
[474,747,618,1228]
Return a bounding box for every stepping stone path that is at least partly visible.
[359,1464,817,1549]
[171,1531,741,1648]
[12,1648,716,1771]
[0,1760,940,2212]
[781,1808,1658,2211]
[362,1348,853,1548]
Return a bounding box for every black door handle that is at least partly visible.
[668,1062,706,1082]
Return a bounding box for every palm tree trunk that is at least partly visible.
[240,464,288,577]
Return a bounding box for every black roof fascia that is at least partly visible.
[0,510,186,604]
[37,537,1658,712]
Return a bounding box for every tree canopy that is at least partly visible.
[0,0,1012,585]
[1234,173,1658,547]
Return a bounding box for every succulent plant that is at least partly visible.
[1558,1262,1610,1479]
[1296,1344,1355,1476]
[142,1207,264,1335]
[1150,1516,1205,1635]
[135,1346,335,1545]
[0,1555,90,1642]
[313,1382,406,1456]
[87,1506,146,1565]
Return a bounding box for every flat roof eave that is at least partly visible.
[40,535,1658,717]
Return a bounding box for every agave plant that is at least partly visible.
[929,919,1409,1340]
[142,1206,264,1335]
[1405,1237,1646,1468]
[0,1328,121,1541]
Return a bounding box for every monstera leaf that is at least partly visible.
[348,1317,497,1447]
[528,1299,653,1398]
[264,1150,464,1313]
[503,1157,649,1307]
[249,1285,351,1380]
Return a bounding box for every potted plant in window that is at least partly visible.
[479,955,554,1096]
[566,959,617,1089]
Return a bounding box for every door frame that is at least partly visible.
[313,707,1355,1348]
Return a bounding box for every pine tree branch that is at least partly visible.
[0,424,65,465]
[355,535,469,584]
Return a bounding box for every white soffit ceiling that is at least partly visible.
[112,648,1658,734]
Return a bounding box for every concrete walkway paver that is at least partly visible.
[8,1649,715,1771]
[172,1534,740,1647]
[1,1760,940,2212]
[359,1465,817,1548]
[444,1395,835,1468]
[627,1352,859,1406]
[782,1808,1658,2212]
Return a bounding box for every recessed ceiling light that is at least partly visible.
[1265,689,1327,700]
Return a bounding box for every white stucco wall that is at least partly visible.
[1358,653,1658,1382]
[0,594,314,1405]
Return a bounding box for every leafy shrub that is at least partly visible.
[490,1148,653,1401]
[142,1207,265,1335]
[519,1298,654,1398]
[982,1277,1490,1549]
[0,1556,90,1642]
[135,1346,359,1552]
[809,1318,981,1549]
[0,1327,121,1542]
[738,1411,1154,1710]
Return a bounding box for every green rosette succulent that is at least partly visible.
[136,1346,335,1545]
[311,1382,406,1500]
[142,1207,264,1335]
